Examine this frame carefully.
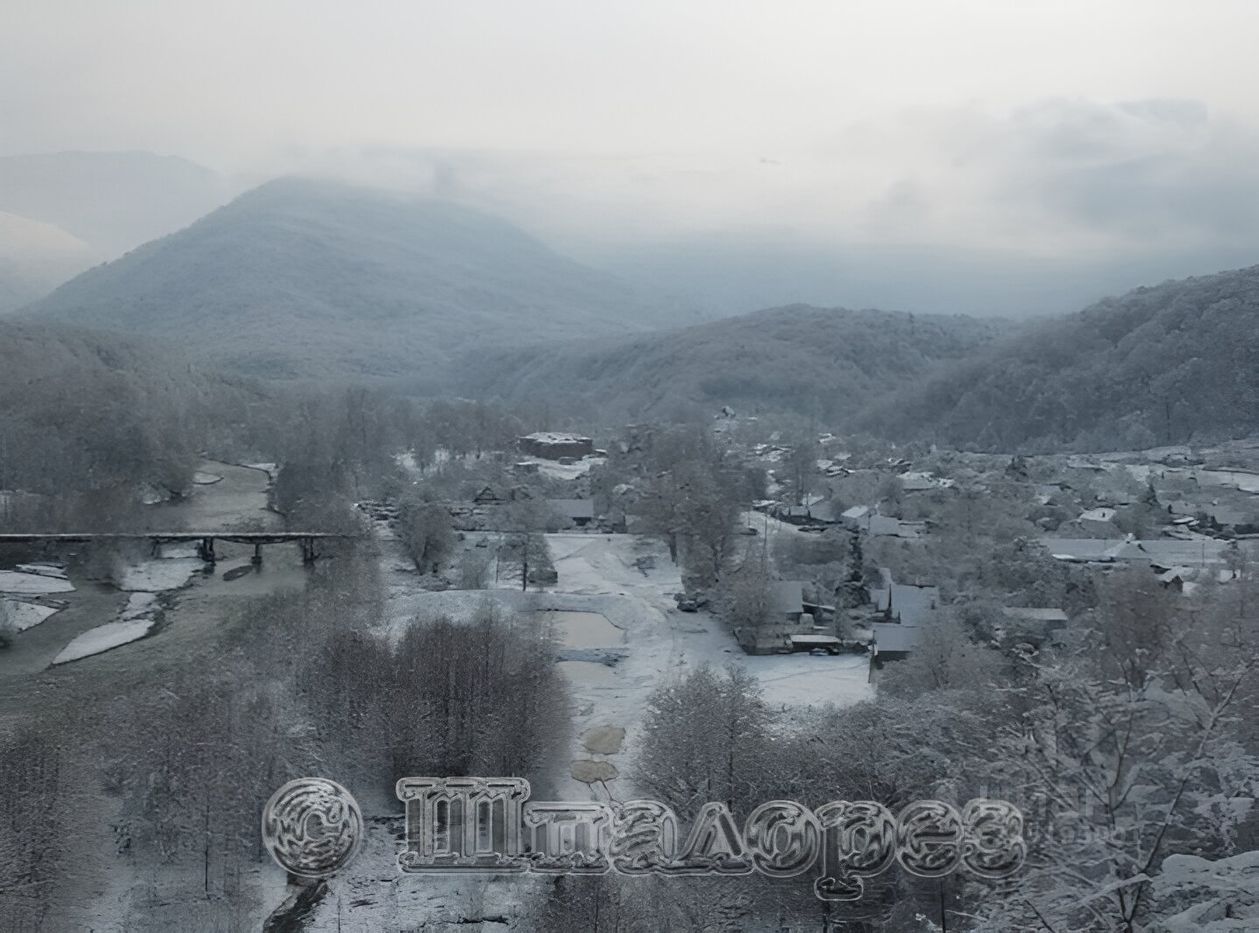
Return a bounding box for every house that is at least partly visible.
[841,505,872,527]
[1035,483,1070,505]
[1046,536,1231,570]
[802,495,841,524]
[870,623,922,664]
[1156,567,1193,591]
[900,471,953,493]
[518,432,594,460]
[1200,506,1259,535]
[773,504,813,525]
[770,498,839,527]
[472,485,506,505]
[548,498,596,528]
[1078,507,1120,536]
[868,579,940,627]
[864,515,925,539]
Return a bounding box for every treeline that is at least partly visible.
[460,304,1005,424]
[0,548,570,930]
[863,264,1259,451]
[0,323,205,515]
[0,320,542,531]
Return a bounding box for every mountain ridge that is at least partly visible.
[858,263,1259,451]
[19,177,678,381]
[458,303,1008,422]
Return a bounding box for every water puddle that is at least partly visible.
[537,610,622,649]
[558,660,619,687]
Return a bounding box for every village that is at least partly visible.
[352,415,1259,693]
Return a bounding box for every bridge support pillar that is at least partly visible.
[300,537,316,563]
[252,543,263,565]
[198,537,216,563]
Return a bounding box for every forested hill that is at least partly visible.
[0,322,230,501]
[861,264,1259,451]
[459,304,1005,422]
[18,177,673,381]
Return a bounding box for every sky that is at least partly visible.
[4,0,1259,315]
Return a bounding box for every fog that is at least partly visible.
[5,0,1259,315]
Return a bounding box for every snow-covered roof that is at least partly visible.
[789,633,841,646]
[900,471,940,491]
[1079,507,1118,523]
[871,623,921,654]
[522,432,592,444]
[1045,536,1231,567]
[864,515,923,539]
[870,581,940,626]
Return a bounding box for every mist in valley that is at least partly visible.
[3,3,1259,932]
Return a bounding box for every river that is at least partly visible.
[0,458,309,712]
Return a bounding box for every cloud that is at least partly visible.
[997,99,1259,248]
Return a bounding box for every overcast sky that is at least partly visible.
[4,0,1259,313]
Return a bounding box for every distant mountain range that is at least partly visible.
[459,305,1007,422]
[0,151,232,310]
[0,150,231,256]
[860,264,1259,451]
[18,177,681,381]
[0,211,96,312]
[10,163,1259,451]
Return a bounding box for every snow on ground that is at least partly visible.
[192,471,223,485]
[114,558,203,592]
[0,570,76,595]
[742,653,872,707]
[15,562,68,579]
[53,592,158,664]
[52,594,159,664]
[51,619,151,664]
[1,598,60,631]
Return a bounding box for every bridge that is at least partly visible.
[0,531,356,563]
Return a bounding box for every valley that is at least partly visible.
[2,146,1259,933]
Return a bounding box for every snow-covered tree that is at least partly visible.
[971,621,1259,931]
